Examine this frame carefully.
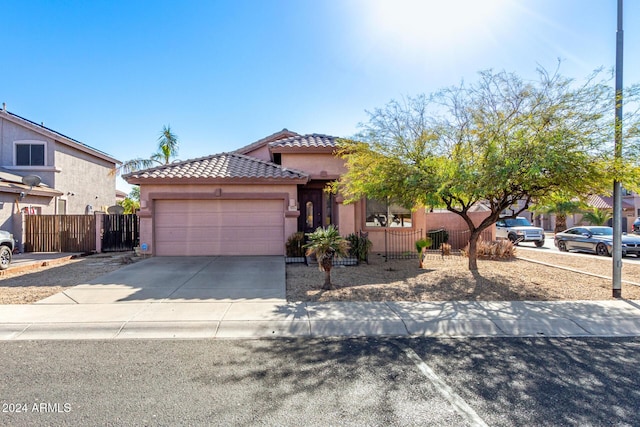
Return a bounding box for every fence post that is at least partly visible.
[94,212,104,253]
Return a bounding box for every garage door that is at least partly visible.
[154,199,284,256]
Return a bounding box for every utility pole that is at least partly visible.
[612,0,623,298]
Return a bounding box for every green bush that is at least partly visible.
[285,232,306,257]
[346,232,372,262]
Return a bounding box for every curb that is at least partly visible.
[0,255,78,276]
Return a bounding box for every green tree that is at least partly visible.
[336,68,640,270]
[581,208,613,226]
[117,125,179,175]
[117,186,140,214]
[304,225,349,290]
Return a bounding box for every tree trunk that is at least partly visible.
[321,256,334,290]
[554,213,567,234]
[467,231,480,271]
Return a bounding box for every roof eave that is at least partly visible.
[124,177,309,185]
[270,146,337,155]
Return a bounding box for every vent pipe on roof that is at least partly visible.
[2,102,5,112]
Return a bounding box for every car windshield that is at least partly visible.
[504,218,531,227]
[589,227,613,236]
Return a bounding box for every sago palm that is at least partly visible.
[304,225,349,290]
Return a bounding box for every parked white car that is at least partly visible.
[495,217,545,247]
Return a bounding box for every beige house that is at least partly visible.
[0,104,120,243]
[124,130,491,256]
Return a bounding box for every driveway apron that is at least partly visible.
[37,256,286,304]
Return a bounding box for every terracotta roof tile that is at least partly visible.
[234,129,299,154]
[269,133,338,150]
[587,195,634,210]
[123,152,308,181]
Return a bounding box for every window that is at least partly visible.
[15,143,45,166]
[365,198,412,228]
[57,198,67,215]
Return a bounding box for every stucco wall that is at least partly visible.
[0,118,57,187]
[54,144,116,214]
[281,153,346,177]
[0,115,117,238]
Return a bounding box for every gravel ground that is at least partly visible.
[286,249,640,302]
[2,249,640,304]
[0,253,139,304]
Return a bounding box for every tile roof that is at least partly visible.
[587,194,634,210]
[234,129,299,155]
[122,152,308,182]
[269,133,339,150]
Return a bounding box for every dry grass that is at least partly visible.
[286,249,640,302]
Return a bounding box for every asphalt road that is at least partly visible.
[2,337,639,426]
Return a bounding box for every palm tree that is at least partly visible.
[117,125,179,175]
[582,208,613,226]
[304,225,350,290]
[534,199,584,233]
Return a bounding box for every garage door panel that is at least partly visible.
[154,199,284,256]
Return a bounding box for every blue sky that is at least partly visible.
[3,0,639,192]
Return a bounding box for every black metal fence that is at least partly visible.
[384,228,494,260]
[384,229,423,260]
[101,214,139,252]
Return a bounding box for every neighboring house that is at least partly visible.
[115,189,128,203]
[0,104,120,245]
[124,130,491,256]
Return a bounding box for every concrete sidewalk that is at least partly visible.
[1,300,640,340]
[1,254,640,340]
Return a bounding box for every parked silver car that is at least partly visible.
[495,217,545,247]
[554,226,640,257]
[0,230,14,270]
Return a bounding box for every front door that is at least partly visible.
[298,188,323,233]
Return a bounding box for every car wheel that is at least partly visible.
[535,240,545,248]
[596,243,610,257]
[557,241,568,252]
[508,233,518,245]
[0,245,11,270]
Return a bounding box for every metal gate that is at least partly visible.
[101,214,139,252]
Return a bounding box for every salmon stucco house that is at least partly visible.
[123,130,484,257]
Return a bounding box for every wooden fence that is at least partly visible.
[24,215,96,253]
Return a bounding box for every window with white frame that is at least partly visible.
[365,198,412,228]
[15,141,45,166]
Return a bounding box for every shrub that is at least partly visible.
[462,239,516,260]
[415,237,432,268]
[285,232,306,257]
[346,232,372,262]
[440,243,452,256]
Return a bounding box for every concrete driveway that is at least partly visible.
[37,256,286,304]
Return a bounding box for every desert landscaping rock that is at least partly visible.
[286,251,640,302]
[0,253,140,304]
[2,250,640,305]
